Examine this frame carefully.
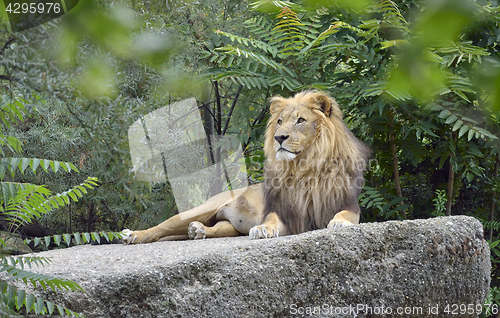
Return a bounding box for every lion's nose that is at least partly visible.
[275,135,289,145]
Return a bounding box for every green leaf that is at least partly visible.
[54,235,62,246]
[458,124,469,138]
[83,232,91,243]
[52,161,60,173]
[74,232,81,245]
[439,109,451,118]
[390,197,405,205]
[16,289,25,310]
[35,297,44,314]
[44,236,51,247]
[42,159,50,172]
[26,293,35,313]
[20,158,31,174]
[64,234,72,246]
[444,114,458,125]
[57,304,64,316]
[451,119,463,132]
[468,128,475,141]
[490,240,500,249]
[396,204,410,211]
[0,281,7,294]
[47,301,55,315]
[102,232,110,242]
[91,232,100,244]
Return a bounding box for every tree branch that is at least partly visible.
[0,36,15,56]
[0,75,18,82]
[222,85,243,136]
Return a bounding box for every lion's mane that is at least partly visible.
[262,91,370,234]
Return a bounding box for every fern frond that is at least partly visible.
[3,256,52,270]
[2,177,99,230]
[0,157,79,181]
[25,230,126,248]
[273,7,305,55]
[214,46,290,72]
[249,0,304,14]
[0,96,26,130]
[377,0,409,33]
[483,220,500,231]
[434,41,490,66]
[362,81,412,101]
[215,30,278,57]
[298,24,342,56]
[430,102,498,141]
[244,17,276,44]
[359,186,409,219]
[0,262,84,292]
[0,281,82,316]
[0,135,22,156]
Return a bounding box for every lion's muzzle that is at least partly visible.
[274,134,289,145]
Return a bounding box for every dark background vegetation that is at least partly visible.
[1,0,500,313]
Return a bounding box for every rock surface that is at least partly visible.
[20,216,490,318]
[0,231,32,254]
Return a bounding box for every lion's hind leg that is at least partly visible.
[327,210,360,228]
[188,221,241,239]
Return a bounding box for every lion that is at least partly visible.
[123,91,370,244]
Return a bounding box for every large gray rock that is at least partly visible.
[21,216,490,318]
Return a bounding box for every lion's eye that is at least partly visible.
[297,118,305,124]
[277,119,283,125]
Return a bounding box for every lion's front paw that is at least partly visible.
[188,221,206,240]
[327,219,353,229]
[249,224,279,240]
[122,229,139,244]
[122,229,159,244]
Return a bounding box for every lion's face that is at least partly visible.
[272,105,318,161]
[265,91,340,162]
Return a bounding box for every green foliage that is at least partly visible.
[483,287,500,317]
[204,0,500,302]
[432,189,447,217]
[204,6,347,91]
[484,220,500,232]
[0,257,83,316]
[25,230,124,248]
[2,0,500,313]
[0,176,98,232]
[0,44,96,314]
[0,169,95,316]
[358,186,408,220]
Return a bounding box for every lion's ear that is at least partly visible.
[269,96,286,115]
[311,93,342,119]
[313,93,333,117]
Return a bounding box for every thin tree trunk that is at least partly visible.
[213,81,222,135]
[390,131,406,219]
[489,153,499,241]
[445,159,454,216]
[445,131,457,216]
[211,81,222,195]
[389,110,406,219]
[222,85,243,136]
[87,202,94,233]
[391,135,403,198]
